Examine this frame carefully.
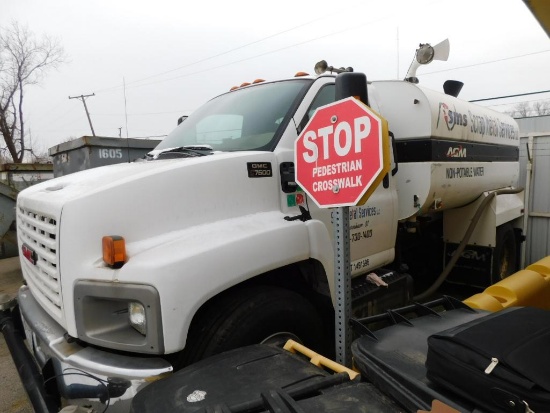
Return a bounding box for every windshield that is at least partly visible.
[156,79,312,152]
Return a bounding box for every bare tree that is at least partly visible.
[532,100,550,116]
[0,21,65,163]
[507,100,550,118]
[511,101,531,118]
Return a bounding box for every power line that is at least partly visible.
[94,11,341,94]
[470,89,550,102]
[117,15,332,89]
[483,96,550,109]
[102,30,547,96]
[108,12,410,93]
[423,49,550,75]
[91,111,186,116]
[95,0,442,94]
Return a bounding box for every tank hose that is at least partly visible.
[413,187,524,302]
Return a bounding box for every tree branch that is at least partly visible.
[0,21,65,163]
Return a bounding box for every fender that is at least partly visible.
[116,211,319,353]
[304,219,334,297]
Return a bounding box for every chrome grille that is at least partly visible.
[17,207,62,321]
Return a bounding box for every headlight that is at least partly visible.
[129,301,147,335]
[74,281,163,354]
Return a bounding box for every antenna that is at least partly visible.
[405,39,450,84]
[123,77,129,138]
[397,27,400,79]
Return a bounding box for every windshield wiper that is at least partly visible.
[149,145,214,160]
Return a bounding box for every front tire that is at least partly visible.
[179,285,324,367]
[491,224,518,284]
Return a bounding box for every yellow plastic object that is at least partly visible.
[356,113,391,206]
[524,0,550,37]
[283,339,359,380]
[418,399,461,413]
[464,256,550,311]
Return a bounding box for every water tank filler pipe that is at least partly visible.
[413,187,524,302]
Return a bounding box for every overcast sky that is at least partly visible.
[1,0,549,154]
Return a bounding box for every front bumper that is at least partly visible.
[15,286,173,412]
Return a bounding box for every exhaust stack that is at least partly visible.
[443,80,464,97]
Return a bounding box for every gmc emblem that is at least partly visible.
[22,243,37,265]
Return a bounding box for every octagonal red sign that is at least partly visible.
[295,97,386,208]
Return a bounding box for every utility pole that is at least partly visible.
[69,93,96,136]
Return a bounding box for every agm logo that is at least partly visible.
[437,102,468,131]
[449,248,488,262]
[447,145,467,158]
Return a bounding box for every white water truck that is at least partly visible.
[2,41,523,412]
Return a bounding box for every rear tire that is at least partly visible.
[491,224,518,284]
[178,285,324,367]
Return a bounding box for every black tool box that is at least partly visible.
[351,297,550,413]
[426,306,550,413]
[130,342,405,413]
[130,297,550,413]
[351,296,491,412]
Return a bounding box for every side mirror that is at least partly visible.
[335,72,369,105]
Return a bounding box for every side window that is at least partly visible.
[298,84,336,133]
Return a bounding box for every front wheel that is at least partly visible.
[491,224,518,284]
[178,285,325,367]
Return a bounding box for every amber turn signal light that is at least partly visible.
[102,236,126,268]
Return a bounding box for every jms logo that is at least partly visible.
[447,145,466,158]
[437,102,468,131]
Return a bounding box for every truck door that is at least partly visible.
[290,81,399,276]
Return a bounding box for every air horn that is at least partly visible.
[314,60,354,75]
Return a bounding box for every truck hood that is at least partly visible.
[18,151,281,248]
[16,150,291,334]
[20,150,276,205]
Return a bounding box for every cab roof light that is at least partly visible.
[102,236,127,268]
[294,71,310,77]
[230,78,265,90]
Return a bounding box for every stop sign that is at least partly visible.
[295,97,389,208]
